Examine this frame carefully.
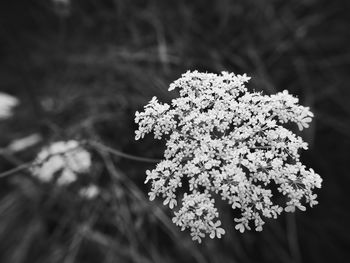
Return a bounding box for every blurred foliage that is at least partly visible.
[0,0,349,262]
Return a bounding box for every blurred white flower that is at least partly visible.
[32,140,91,185]
[6,134,42,153]
[79,185,100,199]
[0,92,19,119]
[135,71,322,242]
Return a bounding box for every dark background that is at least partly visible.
[0,0,349,262]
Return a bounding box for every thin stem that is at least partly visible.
[0,162,32,178]
[88,140,161,163]
[286,213,302,263]
[0,140,160,178]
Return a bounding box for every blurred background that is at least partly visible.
[0,0,349,262]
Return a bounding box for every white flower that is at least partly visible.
[0,92,19,119]
[6,134,42,153]
[172,192,223,243]
[79,185,100,199]
[32,140,91,185]
[135,71,322,242]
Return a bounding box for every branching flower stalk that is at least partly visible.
[135,71,322,243]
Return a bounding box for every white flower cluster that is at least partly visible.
[32,140,91,185]
[135,71,322,243]
[172,191,225,243]
[0,92,19,120]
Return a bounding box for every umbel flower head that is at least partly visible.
[135,71,322,243]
